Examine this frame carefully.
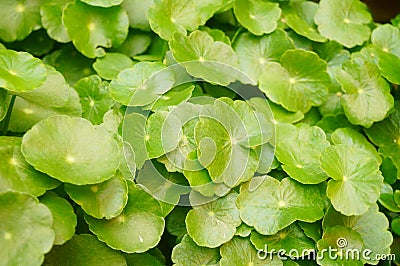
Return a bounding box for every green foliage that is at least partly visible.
[0,0,398,265]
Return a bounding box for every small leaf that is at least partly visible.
[234,30,294,84]
[109,62,175,106]
[170,30,239,86]
[122,113,148,169]
[0,49,47,92]
[147,0,200,40]
[0,0,43,42]
[0,136,59,197]
[74,75,115,125]
[40,0,72,43]
[171,235,220,266]
[40,191,77,245]
[336,58,394,128]
[186,192,241,248]
[234,0,281,36]
[321,144,383,216]
[21,115,120,185]
[237,176,326,235]
[85,181,164,253]
[44,234,127,265]
[65,174,128,219]
[121,0,153,31]
[259,49,330,113]
[315,0,372,48]
[80,0,123,7]
[0,191,54,266]
[220,236,283,265]
[63,1,129,58]
[93,53,134,80]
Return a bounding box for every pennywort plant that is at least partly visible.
[0,0,399,265]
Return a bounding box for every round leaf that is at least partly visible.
[234,30,294,84]
[0,191,54,266]
[259,49,330,113]
[170,30,239,86]
[220,236,283,266]
[275,124,330,184]
[236,176,326,235]
[44,234,127,266]
[320,144,383,216]
[122,113,148,169]
[80,0,123,7]
[171,235,220,266]
[147,0,200,40]
[121,0,153,31]
[0,49,47,92]
[63,1,129,58]
[85,181,165,253]
[186,192,241,248]
[336,58,394,128]
[314,0,372,48]
[40,191,77,245]
[322,205,393,265]
[0,136,59,197]
[74,75,115,125]
[21,115,120,185]
[40,0,71,43]
[93,53,134,80]
[65,174,128,219]
[109,62,175,106]
[0,0,43,42]
[234,0,281,36]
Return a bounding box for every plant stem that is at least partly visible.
[1,95,16,136]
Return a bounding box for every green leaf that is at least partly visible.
[40,191,77,245]
[145,84,195,111]
[21,115,120,185]
[15,65,69,108]
[186,192,241,248]
[234,30,294,84]
[122,113,148,169]
[124,250,165,266]
[166,206,189,240]
[314,0,372,48]
[365,101,400,178]
[0,89,7,121]
[170,30,239,86]
[171,235,220,266]
[376,48,400,84]
[317,225,363,266]
[322,205,393,265]
[282,1,326,42]
[63,1,129,58]
[321,144,383,216]
[8,29,55,57]
[43,44,96,85]
[85,181,165,253]
[379,183,400,213]
[259,49,330,113]
[330,128,380,163]
[0,191,54,266]
[236,223,252,237]
[114,30,152,57]
[251,223,315,257]
[0,0,43,42]
[0,49,47,92]
[74,75,115,125]
[336,58,394,128]
[44,234,127,266]
[109,62,175,106]
[220,236,283,266]
[121,0,153,31]
[275,124,330,184]
[8,85,82,132]
[234,0,281,36]
[392,218,400,236]
[298,221,323,244]
[80,0,122,7]
[0,136,59,197]
[93,53,134,80]
[236,176,326,235]
[371,24,400,57]
[195,99,265,187]
[147,0,200,40]
[65,174,128,219]
[40,0,72,43]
